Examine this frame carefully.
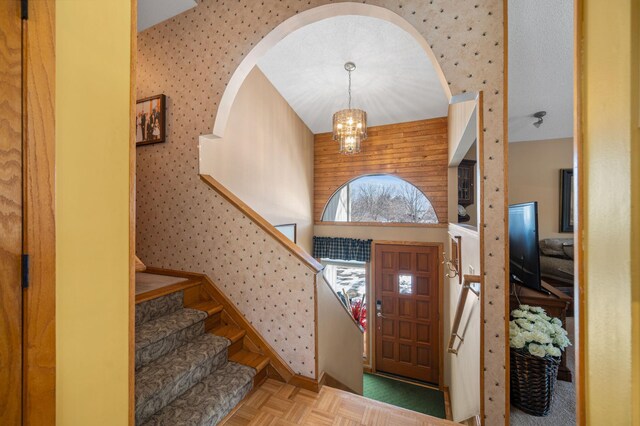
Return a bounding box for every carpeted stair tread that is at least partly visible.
[135,333,231,425]
[229,349,269,373]
[136,308,207,348]
[210,323,246,344]
[141,362,256,426]
[136,308,208,369]
[187,300,223,317]
[136,291,184,326]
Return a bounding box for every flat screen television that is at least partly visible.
[509,202,544,293]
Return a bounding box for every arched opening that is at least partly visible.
[198,6,452,250]
[129,0,521,421]
[195,2,464,418]
[321,174,439,224]
[200,2,452,144]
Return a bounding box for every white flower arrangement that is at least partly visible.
[509,305,570,358]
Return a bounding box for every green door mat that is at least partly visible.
[363,373,446,419]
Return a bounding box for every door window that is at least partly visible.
[399,274,413,294]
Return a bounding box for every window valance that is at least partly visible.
[312,237,373,262]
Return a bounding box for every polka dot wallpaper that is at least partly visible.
[136,1,506,422]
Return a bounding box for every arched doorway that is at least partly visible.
[201,2,452,143]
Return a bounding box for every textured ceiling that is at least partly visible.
[137,0,197,32]
[508,0,574,142]
[257,15,449,134]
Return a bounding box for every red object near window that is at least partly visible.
[350,298,367,330]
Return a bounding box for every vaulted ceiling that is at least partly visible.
[257,15,449,134]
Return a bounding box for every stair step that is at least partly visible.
[187,300,223,317]
[210,324,246,344]
[135,333,230,425]
[136,308,208,369]
[136,278,202,304]
[229,349,269,373]
[136,290,184,326]
[210,324,246,356]
[140,362,256,426]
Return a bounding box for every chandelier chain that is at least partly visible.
[348,69,352,110]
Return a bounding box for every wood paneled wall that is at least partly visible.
[314,117,448,224]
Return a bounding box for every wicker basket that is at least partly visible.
[510,348,560,416]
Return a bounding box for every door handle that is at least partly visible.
[376,300,386,319]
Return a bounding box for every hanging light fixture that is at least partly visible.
[332,62,367,155]
[532,111,547,128]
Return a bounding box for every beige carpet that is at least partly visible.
[135,272,188,295]
[510,317,576,425]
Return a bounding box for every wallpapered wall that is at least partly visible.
[136,1,506,422]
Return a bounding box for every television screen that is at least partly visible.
[509,202,542,293]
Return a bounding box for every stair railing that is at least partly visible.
[448,274,482,355]
[200,174,322,272]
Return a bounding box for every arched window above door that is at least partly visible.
[321,175,438,224]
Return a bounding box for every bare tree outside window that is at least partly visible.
[399,184,438,223]
[321,175,438,224]
[351,183,394,222]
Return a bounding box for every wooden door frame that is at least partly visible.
[128,1,137,425]
[0,1,25,423]
[21,0,56,423]
[0,1,138,423]
[573,0,585,424]
[369,240,445,389]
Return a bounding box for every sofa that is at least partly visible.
[539,238,574,285]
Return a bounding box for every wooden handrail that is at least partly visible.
[200,174,323,273]
[448,274,482,355]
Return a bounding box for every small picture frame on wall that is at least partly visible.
[560,169,574,232]
[136,94,165,146]
[275,223,297,243]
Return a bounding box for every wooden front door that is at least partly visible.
[0,0,24,423]
[374,244,441,384]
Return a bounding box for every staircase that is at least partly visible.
[135,274,270,425]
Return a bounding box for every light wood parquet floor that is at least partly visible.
[220,379,458,426]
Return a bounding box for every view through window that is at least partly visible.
[321,174,438,224]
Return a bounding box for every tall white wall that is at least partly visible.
[200,67,315,252]
[446,226,481,422]
[445,100,481,422]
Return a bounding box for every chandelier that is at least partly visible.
[332,62,367,155]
